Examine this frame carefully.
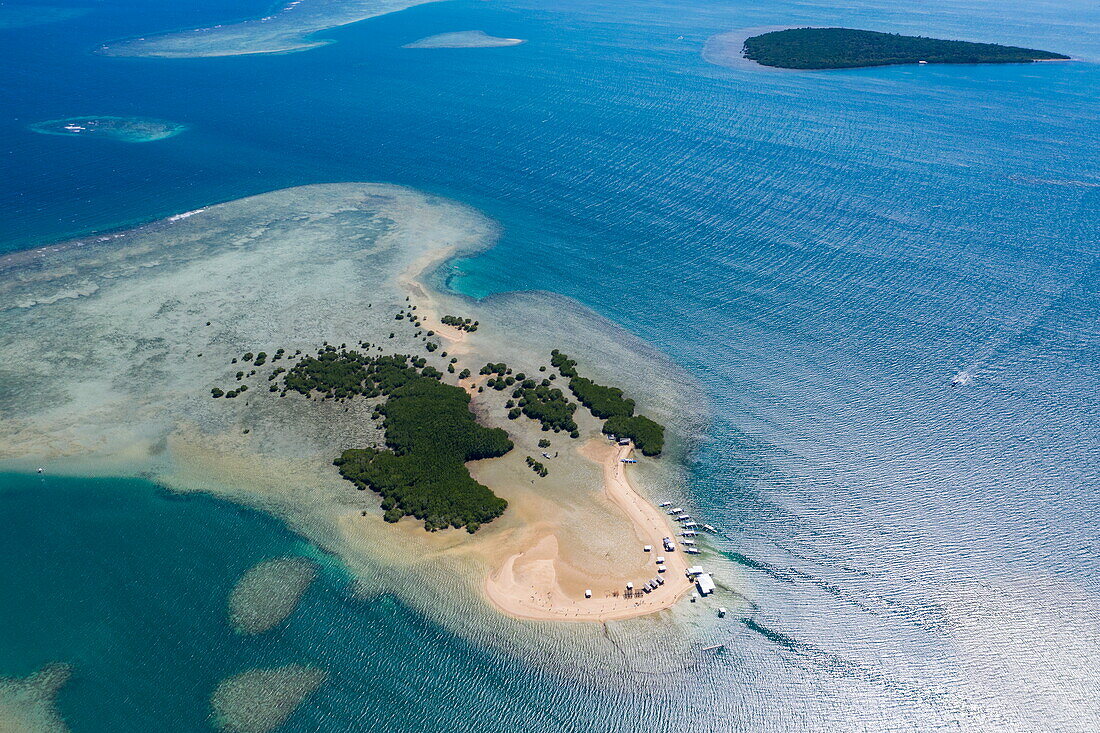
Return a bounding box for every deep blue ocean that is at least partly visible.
[2,0,1099,728]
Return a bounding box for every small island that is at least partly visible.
[740,27,1068,70]
[27,116,187,142]
[402,31,525,49]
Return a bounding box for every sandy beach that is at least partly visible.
[484,440,694,622]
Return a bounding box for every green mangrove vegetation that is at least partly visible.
[568,377,635,419]
[441,314,478,332]
[551,349,665,456]
[209,345,512,532]
[335,376,512,532]
[603,415,665,457]
[279,349,511,530]
[511,381,579,436]
[525,456,548,477]
[204,335,668,532]
[741,27,1068,70]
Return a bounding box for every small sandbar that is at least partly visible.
[98,0,444,58]
[403,31,525,49]
[229,557,317,634]
[211,665,325,733]
[28,116,187,143]
[0,663,73,733]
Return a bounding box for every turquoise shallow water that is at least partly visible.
[2,0,1099,727]
[0,473,665,732]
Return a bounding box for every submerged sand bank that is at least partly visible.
[403,31,526,49]
[0,664,72,733]
[98,0,444,58]
[0,183,728,670]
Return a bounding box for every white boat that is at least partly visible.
[685,548,700,554]
[667,507,683,514]
[681,540,696,546]
[680,531,698,537]
[658,501,672,507]
[703,524,717,533]
[675,515,691,521]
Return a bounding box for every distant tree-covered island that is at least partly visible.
[742,28,1068,70]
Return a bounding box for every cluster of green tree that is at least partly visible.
[568,377,636,419]
[396,305,423,329]
[281,347,440,401]
[511,382,579,436]
[212,384,248,399]
[441,315,479,332]
[525,456,548,477]
[742,27,1068,70]
[334,377,513,532]
[603,415,665,457]
[550,350,666,456]
[480,362,510,376]
[236,348,288,367]
[550,350,577,378]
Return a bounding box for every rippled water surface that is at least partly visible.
[1,0,1098,728]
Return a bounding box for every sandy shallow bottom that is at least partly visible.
[229,557,318,634]
[211,665,326,733]
[0,183,737,681]
[0,664,71,733]
[403,31,526,49]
